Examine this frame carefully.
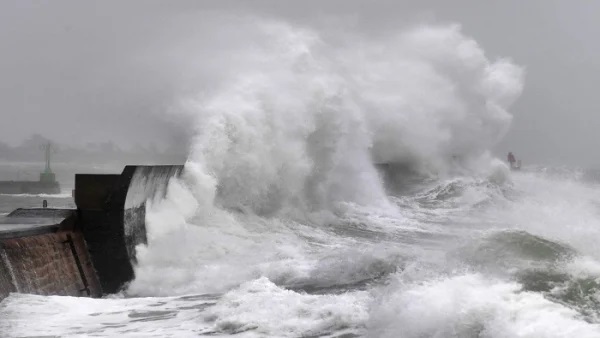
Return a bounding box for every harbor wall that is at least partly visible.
[0,165,183,301]
[0,230,101,301]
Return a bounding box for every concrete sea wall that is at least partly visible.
[0,165,183,302]
[0,230,101,300]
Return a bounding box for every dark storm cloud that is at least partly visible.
[0,1,597,166]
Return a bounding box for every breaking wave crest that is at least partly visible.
[178,18,523,217]
[124,17,597,337]
[128,18,524,299]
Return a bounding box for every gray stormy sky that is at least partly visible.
[0,1,598,167]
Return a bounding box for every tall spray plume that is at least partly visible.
[177,18,524,217]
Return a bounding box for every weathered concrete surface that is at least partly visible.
[0,208,67,240]
[76,165,182,294]
[0,251,15,299]
[0,231,101,301]
[75,173,133,294]
[0,209,101,301]
[0,165,184,301]
[0,208,69,238]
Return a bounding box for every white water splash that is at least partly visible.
[369,273,600,338]
[179,19,523,217]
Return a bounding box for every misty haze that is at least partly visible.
[1,1,600,337]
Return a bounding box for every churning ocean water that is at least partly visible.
[2,19,600,338]
[2,168,600,337]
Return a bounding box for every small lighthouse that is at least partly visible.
[39,142,57,184]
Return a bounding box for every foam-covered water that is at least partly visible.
[2,18,600,338]
[0,193,74,214]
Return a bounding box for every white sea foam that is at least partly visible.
[0,279,370,337]
[202,277,370,336]
[368,273,600,338]
[491,171,600,259]
[5,274,597,338]
[128,176,409,296]
[128,16,523,296]
[0,193,71,198]
[0,292,211,337]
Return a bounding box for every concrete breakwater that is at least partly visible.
[0,220,102,300]
[0,165,183,301]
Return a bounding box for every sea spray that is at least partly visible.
[179,19,524,216]
[368,273,600,338]
[126,18,525,298]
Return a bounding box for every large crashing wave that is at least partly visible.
[180,19,524,216]
[127,18,524,296]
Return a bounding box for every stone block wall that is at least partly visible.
[0,231,101,301]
